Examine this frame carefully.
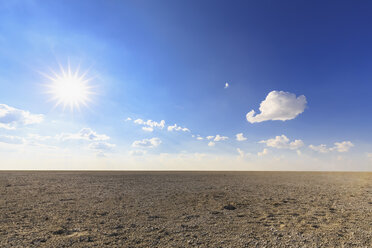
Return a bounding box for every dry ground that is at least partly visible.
[0,171,371,247]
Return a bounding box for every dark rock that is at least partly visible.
[52,229,66,235]
[223,204,236,210]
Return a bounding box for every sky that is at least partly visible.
[0,0,371,170]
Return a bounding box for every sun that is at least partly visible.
[44,64,95,111]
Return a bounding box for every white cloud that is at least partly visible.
[258,148,269,156]
[0,135,24,144]
[204,135,228,146]
[58,128,110,141]
[130,150,147,156]
[330,141,354,153]
[367,153,372,160]
[132,137,161,148]
[142,127,154,132]
[133,119,144,125]
[0,104,43,129]
[134,119,165,130]
[260,135,304,150]
[246,91,307,123]
[214,135,228,142]
[88,142,116,151]
[167,124,190,132]
[309,144,329,153]
[125,117,132,121]
[309,141,354,153]
[236,133,247,141]
[208,141,215,147]
[88,142,116,157]
[196,136,203,140]
[237,148,244,157]
[224,82,229,89]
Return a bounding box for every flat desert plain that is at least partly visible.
[0,171,371,247]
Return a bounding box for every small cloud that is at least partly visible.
[246,91,306,123]
[331,141,354,153]
[309,141,354,153]
[125,117,132,121]
[204,134,228,145]
[0,103,43,129]
[309,144,329,153]
[133,119,165,130]
[367,153,372,160]
[96,151,107,157]
[224,82,229,89]
[88,142,116,157]
[58,128,110,141]
[236,133,247,141]
[260,135,304,150]
[237,148,244,158]
[208,141,215,147]
[167,124,190,132]
[258,148,269,156]
[88,142,116,151]
[130,150,147,156]
[132,137,161,148]
[214,135,228,142]
[196,137,203,140]
[142,126,154,132]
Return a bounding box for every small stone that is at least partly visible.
[223,204,236,210]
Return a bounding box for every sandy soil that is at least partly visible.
[0,171,371,247]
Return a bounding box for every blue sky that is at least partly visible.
[0,0,371,170]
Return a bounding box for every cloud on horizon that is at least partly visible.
[258,148,269,156]
[309,141,354,153]
[130,150,147,156]
[88,141,115,151]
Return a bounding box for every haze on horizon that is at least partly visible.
[0,0,371,171]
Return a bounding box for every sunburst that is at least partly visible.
[43,64,95,111]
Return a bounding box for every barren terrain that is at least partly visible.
[0,171,371,247]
